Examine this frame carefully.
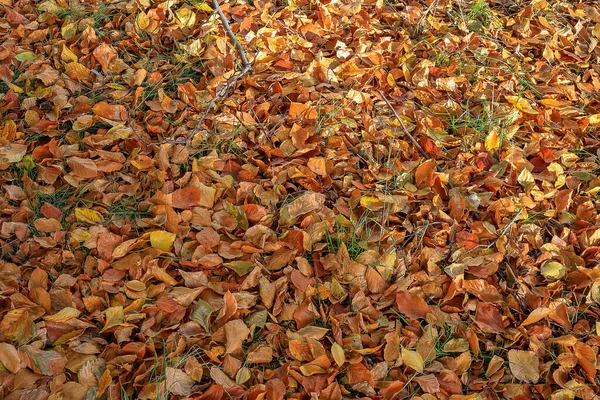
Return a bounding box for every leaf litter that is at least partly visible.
[1,0,600,399]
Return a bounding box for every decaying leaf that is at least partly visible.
[508,350,539,383]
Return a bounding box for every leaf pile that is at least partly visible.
[1,0,600,399]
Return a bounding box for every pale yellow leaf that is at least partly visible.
[541,261,566,281]
[331,343,345,367]
[75,208,103,224]
[508,350,539,383]
[402,348,424,373]
[588,114,600,125]
[517,168,535,190]
[166,367,194,396]
[150,230,176,251]
[484,128,500,152]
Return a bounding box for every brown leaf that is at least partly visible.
[20,345,67,376]
[171,187,202,209]
[414,374,440,394]
[396,292,431,320]
[92,102,127,121]
[475,302,506,333]
[224,319,250,355]
[507,350,539,383]
[93,43,118,73]
[246,346,273,364]
[166,367,195,396]
[0,343,21,373]
[461,279,503,303]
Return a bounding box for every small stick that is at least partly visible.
[461,208,523,256]
[492,208,523,245]
[377,90,429,159]
[377,90,454,189]
[180,0,253,145]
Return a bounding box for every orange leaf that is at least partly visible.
[92,102,127,121]
[415,160,435,189]
[92,43,118,73]
[171,187,202,209]
[289,102,318,120]
[396,292,431,320]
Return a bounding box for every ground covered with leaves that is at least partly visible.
[1,0,600,398]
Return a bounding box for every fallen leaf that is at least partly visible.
[396,292,431,320]
[508,350,539,383]
[150,230,176,251]
[166,367,195,396]
[402,348,424,373]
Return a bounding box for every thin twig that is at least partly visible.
[377,90,429,159]
[125,0,253,148]
[179,0,253,146]
[377,90,455,189]
[461,208,523,256]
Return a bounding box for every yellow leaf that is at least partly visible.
[176,6,196,27]
[360,196,384,210]
[75,208,103,224]
[550,390,575,400]
[588,114,600,125]
[101,306,124,332]
[506,96,539,114]
[61,44,78,63]
[150,230,176,251]
[70,228,91,242]
[541,261,566,281]
[6,82,23,93]
[61,22,77,39]
[197,2,213,12]
[331,343,345,367]
[330,278,346,300]
[484,128,500,152]
[105,124,132,140]
[299,364,326,376]
[44,307,81,322]
[401,348,424,373]
[517,168,535,191]
[136,12,150,30]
